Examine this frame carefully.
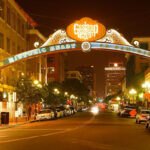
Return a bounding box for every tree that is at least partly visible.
[15,77,43,119]
[44,81,66,106]
[62,79,90,103]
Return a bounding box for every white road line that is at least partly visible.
[0,136,7,138]
[1,128,69,131]
[0,116,94,144]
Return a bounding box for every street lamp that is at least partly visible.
[34,80,39,85]
[116,97,121,101]
[37,84,42,88]
[142,81,150,109]
[54,88,60,94]
[64,92,68,96]
[129,89,137,104]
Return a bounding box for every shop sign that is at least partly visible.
[66,17,106,42]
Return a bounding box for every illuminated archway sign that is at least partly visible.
[0,17,150,69]
[66,17,106,42]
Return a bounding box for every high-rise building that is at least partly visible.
[76,65,96,90]
[105,62,126,96]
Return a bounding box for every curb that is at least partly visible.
[0,121,34,130]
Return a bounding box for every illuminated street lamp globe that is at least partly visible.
[129,89,137,95]
[116,97,121,101]
[34,80,39,85]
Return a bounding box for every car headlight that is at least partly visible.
[91,106,99,115]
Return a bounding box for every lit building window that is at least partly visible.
[47,57,55,63]
[48,67,55,74]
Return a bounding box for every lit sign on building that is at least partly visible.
[104,67,126,71]
[0,43,77,68]
[66,17,106,42]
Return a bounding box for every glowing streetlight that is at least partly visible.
[64,92,68,96]
[70,94,75,99]
[34,80,39,85]
[37,84,42,88]
[142,81,150,90]
[129,89,137,95]
[54,88,60,94]
[116,97,121,101]
[139,93,144,99]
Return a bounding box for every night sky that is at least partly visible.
[15,0,150,97]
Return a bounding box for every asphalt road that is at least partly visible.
[0,111,150,150]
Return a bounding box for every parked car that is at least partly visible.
[145,115,150,129]
[136,110,150,124]
[64,108,72,116]
[36,109,55,121]
[120,108,136,118]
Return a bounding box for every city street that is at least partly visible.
[0,111,150,150]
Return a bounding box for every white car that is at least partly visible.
[136,110,150,124]
[36,109,55,121]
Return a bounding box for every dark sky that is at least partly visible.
[15,0,150,97]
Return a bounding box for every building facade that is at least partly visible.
[47,53,65,83]
[105,62,126,96]
[75,65,96,91]
[65,71,82,81]
[0,0,47,121]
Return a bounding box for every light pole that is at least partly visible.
[54,88,60,95]
[129,89,137,105]
[142,81,150,109]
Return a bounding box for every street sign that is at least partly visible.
[129,109,137,117]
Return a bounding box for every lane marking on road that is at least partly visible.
[0,136,8,138]
[0,116,94,144]
[0,128,69,131]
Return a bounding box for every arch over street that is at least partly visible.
[0,17,149,69]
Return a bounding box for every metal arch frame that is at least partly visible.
[0,42,150,69]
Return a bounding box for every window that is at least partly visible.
[12,11,16,30]
[0,0,4,19]
[22,23,25,37]
[47,57,54,63]
[12,42,15,54]
[71,73,76,77]
[47,67,55,74]
[7,38,10,53]
[17,45,20,54]
[17,18,21,34]
[140,42,148,50]
[7,7,10,25]
[0,33,4,49]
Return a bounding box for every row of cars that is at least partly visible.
[118,106,150,129]
[36,106,76,121]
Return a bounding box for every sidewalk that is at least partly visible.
[0,116,35,130]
